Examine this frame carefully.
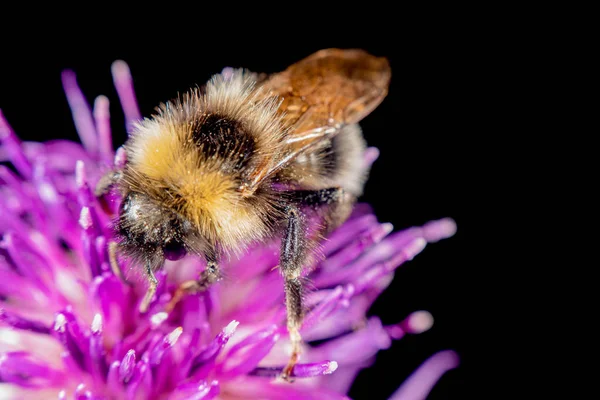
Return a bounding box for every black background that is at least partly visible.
[1,13,494,399]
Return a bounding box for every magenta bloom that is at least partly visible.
[0,61,458,399]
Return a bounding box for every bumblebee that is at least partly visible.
[97,48,391,379]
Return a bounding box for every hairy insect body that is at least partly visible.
[98,48,391,381]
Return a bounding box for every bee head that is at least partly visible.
[115,191,209,266]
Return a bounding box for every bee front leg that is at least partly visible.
[94,170,122,197]
[108,241,131,286]
[95,169,123,215]
[140,260,159,313]
[280,206,307,381]
[166,261,221,312]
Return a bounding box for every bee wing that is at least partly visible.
[243,48,391,193]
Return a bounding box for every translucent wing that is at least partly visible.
[243,48,391,193]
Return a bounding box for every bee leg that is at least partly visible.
[95,170,122,215]
[166,261,221,312]
[280,206,306,382]
[139,261,159,313]
[108,242,131,286]
[278,188,353,380]
[94,170,121,197]
[293,187,354,234]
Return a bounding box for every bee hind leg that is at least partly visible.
[278,187,355,381]
[292,187,355,235]
[279,205,308,382]
[166,261,221,312]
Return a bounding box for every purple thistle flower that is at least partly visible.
[0,61,459,400]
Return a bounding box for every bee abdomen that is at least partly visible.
[280,124,369,197]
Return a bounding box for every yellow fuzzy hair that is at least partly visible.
[121,69,288,253]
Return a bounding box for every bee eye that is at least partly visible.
[164,239,187,261]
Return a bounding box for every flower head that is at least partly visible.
[0,61,458,399]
